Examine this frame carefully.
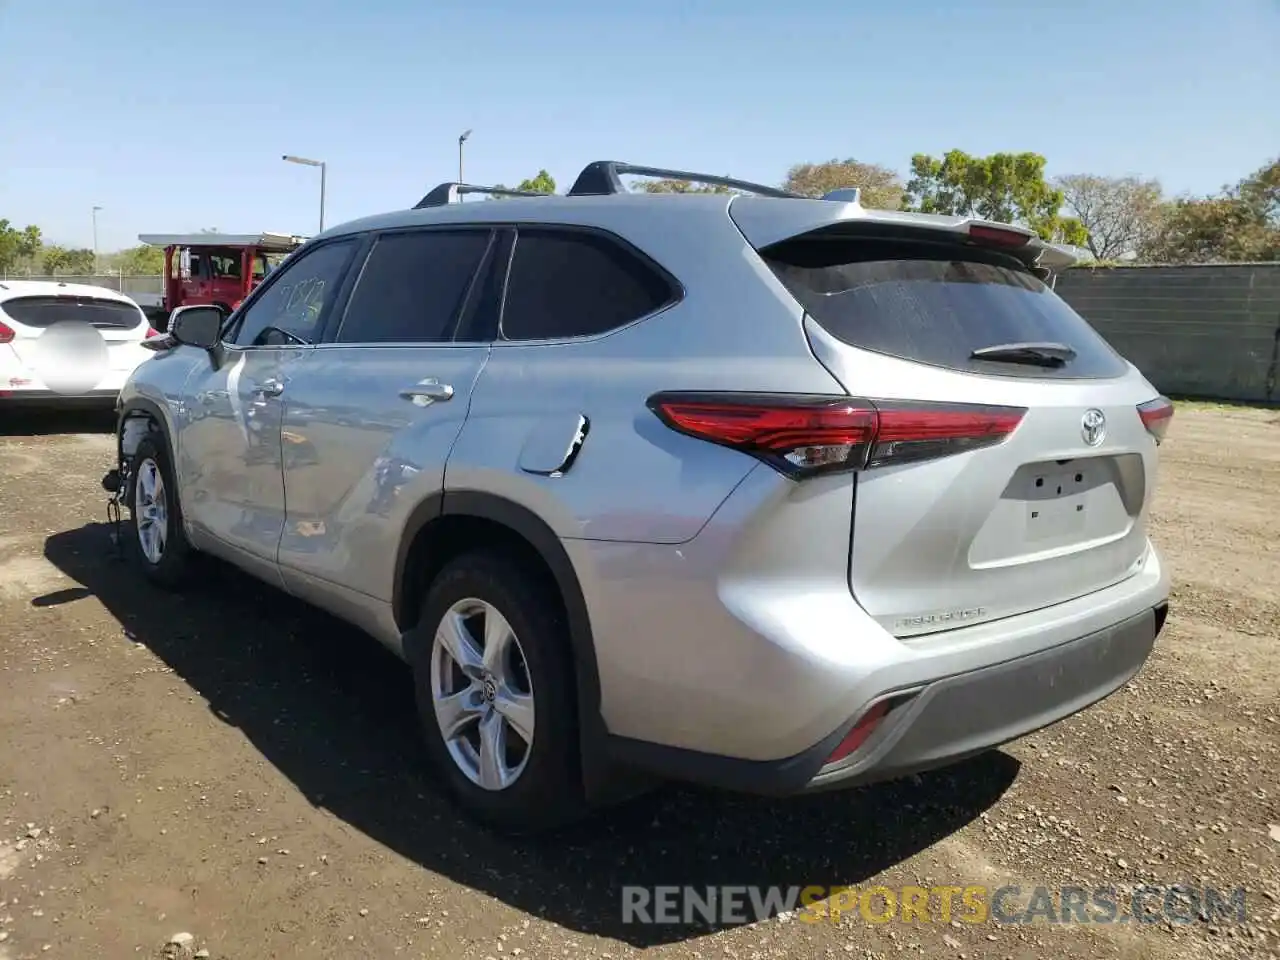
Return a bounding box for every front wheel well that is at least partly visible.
[119,411,160,459]
[117,406,172,510]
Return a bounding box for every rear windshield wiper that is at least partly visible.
[970,341,1077,368]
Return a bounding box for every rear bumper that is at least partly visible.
[805,601,1165,791]
[608,601,1166,795]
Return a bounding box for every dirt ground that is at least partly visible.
[0,403,1277,960]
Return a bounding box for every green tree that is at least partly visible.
[41,246,96,274]
[16,225,42,261]
[65,248,97,273]
[905,150,1085,243]
[0,222,19,273]
[40,245,73,273]
[115,244,166,275]
[1238,156,1279,231]
[0,219,44,273]
[1056,174,1164,260]
[515,170,556,194]
[782,159,905,209]
[488,170,556,199]
[634,177,733,194]
[1139,158,1280,263]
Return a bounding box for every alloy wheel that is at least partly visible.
[134,457,169,564]
[429,598,536,790]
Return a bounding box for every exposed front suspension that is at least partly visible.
[101,460,130,559]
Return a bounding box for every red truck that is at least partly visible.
[138,232,306,323]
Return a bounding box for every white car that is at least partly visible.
[0,280,160,407]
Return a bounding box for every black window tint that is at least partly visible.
[232,240,355,346]
[455,231,512,343]
[337,230,491,344]
[1,296,143,330]
[764,239,1128,380]
[501,229,673,340]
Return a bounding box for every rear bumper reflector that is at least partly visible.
[825,700,891,765]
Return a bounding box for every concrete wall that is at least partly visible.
[1055,263,1280,403]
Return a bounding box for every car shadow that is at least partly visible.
[42,522,1019,947]
[1,407,115,436]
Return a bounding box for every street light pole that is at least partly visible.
[458,129,471,184]
[92,206,103,274]
[282,155,326,233]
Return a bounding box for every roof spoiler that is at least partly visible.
[413,183,549,208]
[567,161,802,199]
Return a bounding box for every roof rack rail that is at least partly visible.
[567,161,801,199]
[413,182,549,208]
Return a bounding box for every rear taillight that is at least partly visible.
[145,326,161,338]
[0,321,13,344]
[647,393,1026,478]
[1137,396,1174,444]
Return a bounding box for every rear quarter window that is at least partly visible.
[763,239,1129,379]
[0,295,144,330]
[500,228,676,341]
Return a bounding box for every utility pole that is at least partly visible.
[92,206,103,274]
[282,155,326,232]
[458,129,472,185]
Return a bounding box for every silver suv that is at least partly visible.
[105,161,1173,833]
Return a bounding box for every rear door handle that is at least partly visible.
[253,378,285,398]
[399,378,454,405]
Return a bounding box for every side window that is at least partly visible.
[230,240,356,347]
[335,230,491,344]
[500,229,674,341]
[210,252,240,279]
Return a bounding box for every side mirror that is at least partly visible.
[169,305,224,351]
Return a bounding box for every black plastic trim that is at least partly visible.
[454,228,513,344]
[607,715,855,796]
[567,160,801,199]
[1153,600,1169,636]
[390,492,446,623]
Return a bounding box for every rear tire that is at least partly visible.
[409,550,586,834]
[128,435,193,589]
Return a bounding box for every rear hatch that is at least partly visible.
[1,294,149,374]
[747,214,1164,637]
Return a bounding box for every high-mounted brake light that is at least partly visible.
[967,223,1033,248]
[1137,396,1174,444]
[647,393,1026,478]
[0,320,13,344]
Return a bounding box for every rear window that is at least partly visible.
[763,239,1128,379]
[1,295,144,330]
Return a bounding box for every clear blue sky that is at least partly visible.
[2,0,1275,252]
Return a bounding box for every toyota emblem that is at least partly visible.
[1081,409,1106,446]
